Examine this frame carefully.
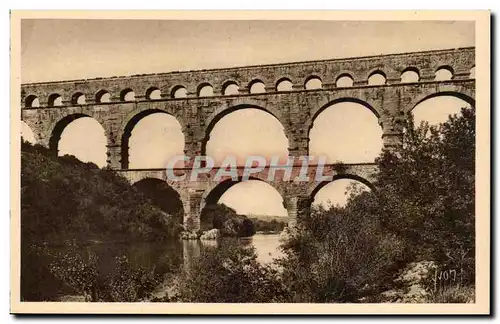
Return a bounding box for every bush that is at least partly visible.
[279,194,405,303]
[177,242,289,302]
[103,256,162,302]
[20,244,73,301]
[374,107,475,281]
[428,285,475,303]
[46,246,162,302]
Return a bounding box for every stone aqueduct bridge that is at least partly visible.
[21,47,475,230]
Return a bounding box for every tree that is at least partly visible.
[177,242,289,302]
[279,106,476,302]
[375,107,475,279]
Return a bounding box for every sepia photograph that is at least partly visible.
[10,10,490,314]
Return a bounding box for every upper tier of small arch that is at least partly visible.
[21,47,475,108]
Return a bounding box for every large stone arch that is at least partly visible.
[48,113,107,154]
[200,176,284,213]
[307,97,383,130]
[123,170,185,195]
[120,108,186,169]
[307,97,381,134]
[408,90,475,113]
[309,173,375,205]
[201,100,289,157]
[306,97,382,162]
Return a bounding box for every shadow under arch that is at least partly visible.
[308,97,381,135]
[133,178,184,225]
[409,91,475,113]
[121,109,185,169]
[49,113,99,154]
[310,173,376,205]
[201,104,289,157]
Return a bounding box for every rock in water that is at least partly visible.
[180,231,199,240]
[200,229,220,240]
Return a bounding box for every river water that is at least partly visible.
[179,233,284,267]
[242,233,284,264]
[30,233,283,301]
[71,233,283,276]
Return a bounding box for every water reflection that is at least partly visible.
[244,234,284,264]
[186,233,283,266]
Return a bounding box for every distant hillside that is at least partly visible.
[247,214,291,223]
[248,215,289,233]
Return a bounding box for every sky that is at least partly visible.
[20,19,475,216]
[21,20,474,83]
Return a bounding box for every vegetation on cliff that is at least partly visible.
[20,142,182,301]
[21,141,182,246]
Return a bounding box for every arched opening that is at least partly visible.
[411,93,473,127]
[309,99,383,163]
[122,110,184,169]
[249,80,266,94]
[305,76,322,90]
[21,121,36,144]
[146,87,162,100]
[401,68,420,83]
[198,83,214,97]
[470,66,476,79]
[50,115,107,168]
[201,179,288,259]
[25,95,40,108]
[171,86,187,98]
[368,71,386,86]
[435,66,454,81]
[48,94,63,107]
[120,89,135,102]
[204,106,288,166]
[312,176,372,209]
[336,74,354,88]
[223,82,239,95]
[133,178,184,225]
[96,90,111,103]
[276,78,293,92]
[72,92,86,105]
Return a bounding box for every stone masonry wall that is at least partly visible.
[20,48,476,230]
